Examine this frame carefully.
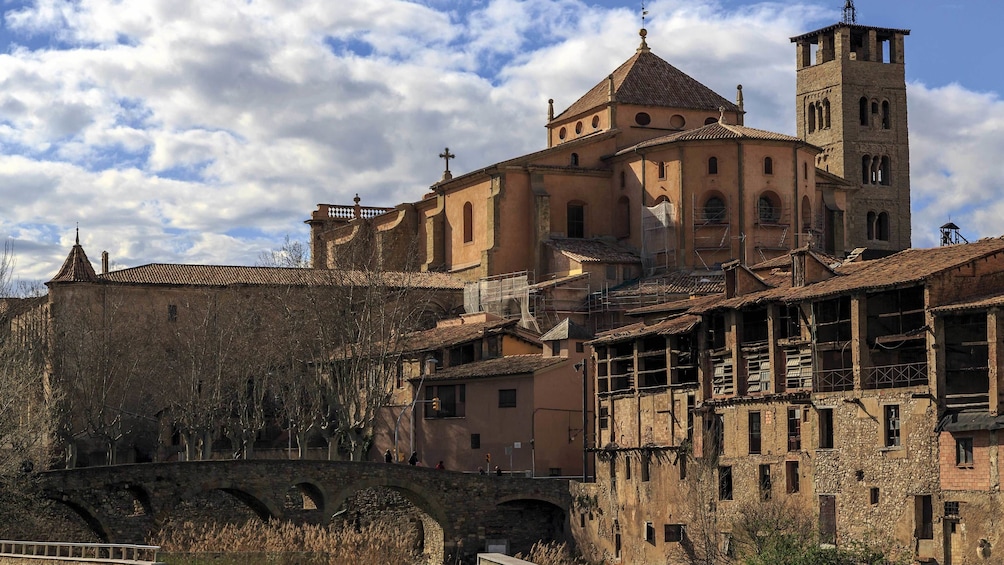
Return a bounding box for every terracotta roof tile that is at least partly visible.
[931,294,1004,315]
[555,50,739,121]
[615,122,806,156]
[96,264,464,289]
[547,239,640,264]
[49,244,97,283]
[590,313,701,344]
[420,354,566,381]
[396,318,521,354]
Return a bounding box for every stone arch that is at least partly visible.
[492,496,569,555]
[48,496,112,543]
[180,482,282,523]
[329,478,448,565]
[285,478,328,514]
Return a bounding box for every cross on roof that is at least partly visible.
[439,147,456,181]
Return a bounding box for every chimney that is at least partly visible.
[424,357,437,375]
[101,251,109,275]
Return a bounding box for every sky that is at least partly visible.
[0,0,1002,282]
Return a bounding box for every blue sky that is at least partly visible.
[0,0,1001,281]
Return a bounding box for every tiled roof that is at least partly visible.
[786,238,1004,302]
[555,49,739,121]
[590,314,700,344]
[610,271,724,299]
[615,121,806,156]
[396,318,522,353]
[419,354,566,381]
[930,294,1004,315]
[547,239,640,264]
[540,318,594,342]
[49,243,97,283]
[96,264,465,289]
[790,23,910,43]
[529,273,590,290]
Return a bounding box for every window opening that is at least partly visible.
[703,196,726,224]
[759,464,772,500]
[708,157,718,175]
[719,466,733,500]
[786,461,799,493]
[570,153,579,166]
[471,433,480,449]
[462,202,473,243]
[167,304,178,322]
[884,405,901,447]
[957,436,974,467]
[764,157,773,175]
[870,487,880,505]
[644,522,655,545]
[665,524,684,543]
[749,412,762,454]
[859,97,869,126]
[787,408,802,451]
[498,389,516,408]
[818,408,834,449]
[567,203,585,238]
[757,195,779,223]
[881,101,890,129]
[915,495,933,539]
[635,112,651,126]
[658,161,666,179]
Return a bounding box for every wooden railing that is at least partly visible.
[0,541,162,564]
[864,362,928,389]
[814,368,854,392]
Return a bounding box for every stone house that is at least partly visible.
[574,237,1004,564]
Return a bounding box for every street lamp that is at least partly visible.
[574,359,588,482]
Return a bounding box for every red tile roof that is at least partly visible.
[590,314,701,344]
[94,264,465,289]
[396,317,523,354]
[555,49,739,121]
[616,121,808,156]
[419,354,566,381]
[547,239,640,264]
[49,243,97,283]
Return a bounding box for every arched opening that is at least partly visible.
[708,157,718,175]
[619,170,626,189]
[882,101,891,129]
[861,155,871,184]
[763,157,773,175]
[859,97,868,126]
[284,482,325,514]
[877,212,890,241]
[702,195,727,224]
[705,117,718,125]
[816,104,824,132]
[758,193,780,224]
[494,498,569,557]
[823,99,831,128]
[801,195,812,232]
[462,202,473,243]
[569,153,579,166]
[867,211,876,240]
[48,498,110,543]
[879,156,891,186]
[658,161,666,179]
[567,202,585,238]
[635,112,651,126]
[803,162,808,180]
[808,102,816,132]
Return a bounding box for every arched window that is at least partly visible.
[867,211,876,240]
[705,117,718,125]
[658,161,666,179]
[817,104,824,132]
[879,156,890,186]
[619,170,626,189]
[870,156,880,184]
[871,101,879,122]
[570,153,579,166]
[859,97,869,126]
[567,203,585,238]
[808,103,816,133]
[881,101,890,129]
[822,99,831,128]
[703,196,726,224]
[803,162,808,180]
[758,193,780,224]
[862,155,871,184]
[764,157,773,175]
[877,212,890,241]
[616,196,630,238]
[462,202,473,243]
[708,157,718,175]
[801,195,812,231]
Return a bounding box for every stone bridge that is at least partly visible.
[38,460,573,564]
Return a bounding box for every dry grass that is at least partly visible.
[515,540,586,565]
[155,519,420,564]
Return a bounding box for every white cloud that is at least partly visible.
[0,0,999,285]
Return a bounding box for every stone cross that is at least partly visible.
[439,147,456,181]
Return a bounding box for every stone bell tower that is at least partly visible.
[792,1,911,256]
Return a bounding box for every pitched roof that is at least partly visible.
[786,238,1004,302]
[547,238,641,264]
[555,48,739,121]
[396,317,523,354]
[94,264,464,289]
[419,354,566,381]
[590,313,701,344]
[615,121,807,156]
[48,238,97,283]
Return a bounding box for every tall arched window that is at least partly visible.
[758,193,780,224]
[708,157,718,175]
[862,155,871,184]
[881,101,891,129]
[860,97,869,126]
[567,203,585,238]
[822,99,831,128]
[616,196,630,238]
[764,157,773,175]
[867,211,876,240]
[877,212,890,241]
[817,105,824,132]
[658,161,666,179]
[808,103,816,133]
[879,156,890,186]
[703,195,726,223]
[570,153,579,166]
[801,195,812,231]
[462,202,473,243]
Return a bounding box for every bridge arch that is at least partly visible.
[179,481,282,523]
[284,477,328,514]
[47,496,112,543]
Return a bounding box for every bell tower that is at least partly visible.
[792,3,911,256]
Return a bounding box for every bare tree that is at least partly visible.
[257,235,310,269]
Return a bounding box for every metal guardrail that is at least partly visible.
[0,541,162,564]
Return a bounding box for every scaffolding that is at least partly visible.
[464,271,540,332]
[752,192,793,264]
[692,194,731,270]
[642,200,677,274]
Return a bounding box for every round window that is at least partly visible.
[559,127,567,140]
[635,112,651,126]
[592,115,600,128]
[575,121,583,134]
[670,114,686,129]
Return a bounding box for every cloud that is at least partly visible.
[0,0,998,285]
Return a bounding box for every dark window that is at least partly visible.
[703,196,726,223]
[822,98,831,128]
[879,156,890,186]
[749,412,762,454]
[819,408,834,449]
[575,121,582,134]
[786,461,800,493]
[575,342,584,353]
[820,495,837,544]
[599,406,609,430]
[644,522,655,545]
[945,501,960,518]
[764,157,773,175]
[859,97,869,126]
[870,487,880,505]
[867,211,876,240]
[877,212,890,241]
[708,156,718,175]
[882,100,891,129]
[549,340,561,355]
[758,195,779,223]
[704,116,717,125]
[570,152,579,166]
[625,456,631,480]
[658,161,666,179]
[548,467,561,476]
[635,112,651,126]
[807,102,816,132]
[957,436,974,467]
[719,466,733,500]
[619,170,626,188]
[567,204,585,238]
[167,304,178,322]
[803,162,808,180]
[471,433,480,449]
[759,464,772,500]
[665,524,685,543]
[641,456,650,482]
[884,405,901,448]
[787,408,802,451]
[462,202,473,243]
[916,495,933,539]
[499,389,517,408]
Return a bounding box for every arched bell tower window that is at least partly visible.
[808,102,816,133]
[859,97,869,126]
[877,212,890,241]
[462,202,473,243]
[867,211,876,240]
[764,157,773,175]
[879,156,890,186]
[881,101,891,129]
[567,202,585,238]
[822,99,831,128]
[708,157,718,175]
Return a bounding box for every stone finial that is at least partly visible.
[548,99,554,121]
[607,75,615,102]
[637,28,650,53]
[718,106,726,124]
[353,194,361,219]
